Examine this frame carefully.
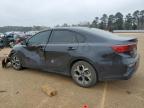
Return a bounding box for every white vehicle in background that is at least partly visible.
[0,33,4,49]
[25,31,39,36]
[0,33,4,39]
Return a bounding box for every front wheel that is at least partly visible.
[71,61,97,87]
[10,54,22,70]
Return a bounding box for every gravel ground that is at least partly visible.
[0,33,144,108]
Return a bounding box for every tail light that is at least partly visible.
[112,43,137,53]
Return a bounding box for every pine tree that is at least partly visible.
[114,12,124,30]
[124,13,133,30]
[99,14,108,30]
[133,10,140,29]
[91,17,99,28]
[107,15,115,31]
[140,10,144,29]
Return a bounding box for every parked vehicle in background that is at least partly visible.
[3,32,27,47]
[0,33,4,49]
[25,31,39,36]
[0,33,4,38]
[0,31,37,48]
[9,36,27,48]
[0,38,4,49]
[6,34,14,42]
[8,27,139,87]
[3,33,15,47]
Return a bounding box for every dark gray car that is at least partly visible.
[8,27,139,87]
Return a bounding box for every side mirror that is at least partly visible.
[21,39,28,45]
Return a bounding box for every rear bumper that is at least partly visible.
[99,54,140,81]
[122,54,140,80]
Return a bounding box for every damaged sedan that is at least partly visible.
[5,27,139,87]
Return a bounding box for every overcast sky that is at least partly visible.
[0,0,143,27]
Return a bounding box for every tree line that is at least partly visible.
[57,10,144,31]
[0,10,144,33]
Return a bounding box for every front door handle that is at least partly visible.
[39,46,45,50]
[68,46,76,51]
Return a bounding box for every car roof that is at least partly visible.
[40,27,123,41]
[52,27,92,32]
[42,27,90,31]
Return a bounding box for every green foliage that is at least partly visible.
[124,13,133,30]
[107,15,115,31]
[90,10,144,31]
[99,14,108,30]
[114,12,124,30]
[91,17,99,28]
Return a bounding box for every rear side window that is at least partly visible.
[28,30,51,45]
[49,30,77,44]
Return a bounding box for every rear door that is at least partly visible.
[44,29,78,74]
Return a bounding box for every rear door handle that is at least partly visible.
[68,46,76,50]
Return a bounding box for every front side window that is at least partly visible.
[49,30,77,44]
[27,31,51,45]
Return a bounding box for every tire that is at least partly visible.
[10,53,22,70]
[71,61,97,87]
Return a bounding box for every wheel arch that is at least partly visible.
[8,50,16,58]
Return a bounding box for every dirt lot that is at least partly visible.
[0,33,144,108]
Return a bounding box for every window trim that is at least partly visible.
[48,29,85,44]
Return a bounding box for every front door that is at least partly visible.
[23,30,51,68]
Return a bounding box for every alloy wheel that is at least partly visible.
[73,65,92,85]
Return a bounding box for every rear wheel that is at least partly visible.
[10,54,22,70]
[71,61,97,87]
